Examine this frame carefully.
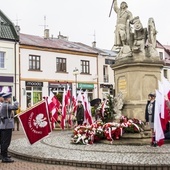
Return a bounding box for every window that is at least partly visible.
[159,52,163,60]
[29,55,40,70]
[0,52,5,68]
[164,69,168,78]
[56,57,66,72]
[81,60,90,74]
[105,59,115,65]
[103,65,109,82]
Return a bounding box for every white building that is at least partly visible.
[0,10,19,99]
[19,31,99,110]
[95,48,117,99]
[156,41,170,81]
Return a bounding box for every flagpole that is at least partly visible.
[109,0,114,17]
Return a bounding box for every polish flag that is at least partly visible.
[159,78,170,131]
[48,91,61,129]
[83,91,93,125]
[18,100,51,145]
[60,89,67,129]
[154,90,165,146]
[72,95,77,114]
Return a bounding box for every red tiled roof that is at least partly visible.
[19,33,98,54]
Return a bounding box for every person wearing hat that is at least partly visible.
[145,92,157,147]
[0,92,5,159]
[0,92,19,163]
[76,100,84,126]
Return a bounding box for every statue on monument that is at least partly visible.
[145,17,158,57]
[111,0,159,59]
[113,0,133,47]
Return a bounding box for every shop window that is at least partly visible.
[26,86,42,107]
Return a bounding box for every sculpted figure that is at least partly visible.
[113,0,133,47]
[113,92,124,120]
[131,16,147,54]
[147,18,157,48]
[146,18,158,57]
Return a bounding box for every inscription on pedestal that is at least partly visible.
[118,77,127,94]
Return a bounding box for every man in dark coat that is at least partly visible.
[76,101,84,125]
[0,92,19,163]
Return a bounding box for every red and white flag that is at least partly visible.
[159,78,170,131]
[48,91,61,129]
[60,88,67,129]
[83,91,93,125]
[18,100,51,145]
[154,90,165,146]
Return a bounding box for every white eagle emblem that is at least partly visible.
[33,113,47,128]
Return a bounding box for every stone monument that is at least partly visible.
[111,0,164,121]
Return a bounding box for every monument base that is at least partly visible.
[111,56,164,120]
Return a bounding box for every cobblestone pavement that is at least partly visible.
[1,128,170,170]
[0,129,97,170]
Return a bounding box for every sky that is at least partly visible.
[0,0,170,50]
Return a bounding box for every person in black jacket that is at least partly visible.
[145,92,156,147]
[76,101,84,126]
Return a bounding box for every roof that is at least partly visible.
[0,10,19,41]
[157,40,170,55]
[19,33,98,55]
[75,42,117,58]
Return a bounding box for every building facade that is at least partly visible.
[156,41,170,81]
[0,10,19,99]
[19,32,98,110]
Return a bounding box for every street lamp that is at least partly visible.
[73,68,79,96]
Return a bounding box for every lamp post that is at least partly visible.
[73,68,79,96]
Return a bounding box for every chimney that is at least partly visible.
[58,31,68,41]
[92,41,96,48]
[44,29,49,39]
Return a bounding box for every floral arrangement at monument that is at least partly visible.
[120,116,144,133]
[71,116,145,145]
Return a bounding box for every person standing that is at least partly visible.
[0,92,19,163]
[145,92,157,147]
[113,0,133,47]
[76,101,84,126]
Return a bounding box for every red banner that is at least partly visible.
[18,100,52,145]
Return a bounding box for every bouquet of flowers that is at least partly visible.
[120,116,144,133]
[91,121,104,142]
[103,122,122,143]
[71,125,94,144]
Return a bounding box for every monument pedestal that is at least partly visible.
[111,56,164,121]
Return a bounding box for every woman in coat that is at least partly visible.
[145,92,156,147]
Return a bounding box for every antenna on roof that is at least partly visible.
[39,15,48,30]
[12,14,21,26]
[93,30,96,42]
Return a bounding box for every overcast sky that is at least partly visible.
[0,0,169,50]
